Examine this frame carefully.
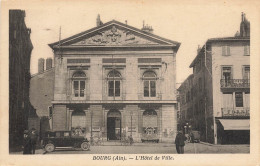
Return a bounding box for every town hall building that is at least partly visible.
[48,16,180,142]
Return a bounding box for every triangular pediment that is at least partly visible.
[71,25,159,46]
[49,20,180,49]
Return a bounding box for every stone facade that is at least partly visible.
[49,19,180,142]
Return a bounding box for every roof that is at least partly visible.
[31,67,54,78]
[189,36,250,68]
[177,74,194,91]
[207,36,250,42]
[49,20,181,50]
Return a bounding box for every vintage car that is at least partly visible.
[42,130,90,152]
[190,130,201,143]
[141,127,159,143]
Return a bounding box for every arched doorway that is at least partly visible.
[107,109,121,140]
[142,109,158,142]
[71,109,86,136]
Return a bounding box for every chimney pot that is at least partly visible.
[46,58,53,70]
[38,58,44,73]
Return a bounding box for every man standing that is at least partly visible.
[23,130,32,154]
[175,131,186,154]
[30,128,38,154]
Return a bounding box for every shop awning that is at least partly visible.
[219,119,250,130]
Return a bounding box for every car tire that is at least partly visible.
[81,142,90,151]
[45,143,55,152]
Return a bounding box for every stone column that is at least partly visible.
[158,106,162,142]
[66,108,70,130]
[84,110,88,131]
[104,110,108,140]
[139,110,144,133]
[68,110,73,130]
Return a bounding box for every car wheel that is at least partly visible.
[45,143,55,152]
[81,142,90,151]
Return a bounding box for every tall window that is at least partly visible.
[73,71,86,97]
[222,45,230,56]
[235,92,243,107]
[243,66,250,80]
[222,67,232,86]
[143,71,157,97]
[108,70,121,97]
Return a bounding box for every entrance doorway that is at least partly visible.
[107,110,121,140]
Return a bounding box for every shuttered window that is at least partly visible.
[244,45,250,56]
[222,46,230,56]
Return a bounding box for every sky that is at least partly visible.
[16,0,252,84]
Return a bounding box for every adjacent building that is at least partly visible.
[178,13,250,144]
[29,58,54,138]
[48,16,180,142]
[9,10,35,150]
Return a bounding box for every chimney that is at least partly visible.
[96,14,103,27]
[240,12,250,37]
[241,12,244,22]
[46,58,53,70]
[38,58,44,73]
[197,45,201,54]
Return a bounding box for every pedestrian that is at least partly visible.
[190,131,195,143]
[175,130,186,154]
[30,128,38,154]
[23,130,32,154]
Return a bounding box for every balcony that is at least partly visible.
[221,107,250,117]
[220,79,250,92]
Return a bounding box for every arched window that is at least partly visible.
[143,71,157,97]
[143,109,157,116]
[107,70,121,97]
[73,71,86,97]
[143,109,158,134]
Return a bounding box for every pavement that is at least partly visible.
[9,142,250,155]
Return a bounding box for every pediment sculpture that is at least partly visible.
[72,26,158,45]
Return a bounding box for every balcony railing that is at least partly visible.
[221,107,250,117]
[220,79,250,88]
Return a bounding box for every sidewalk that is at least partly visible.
[10,148,46,155]
[9,145,46,155]
[199,141,250,147]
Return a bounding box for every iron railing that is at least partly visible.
[220,79,250,88]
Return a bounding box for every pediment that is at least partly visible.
[49,20,180,48]
[71,25,159,46]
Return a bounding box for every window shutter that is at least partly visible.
[222,46,230,56]
[227,46,230,56]
[222,46,226,56]
[244,45,250,56]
